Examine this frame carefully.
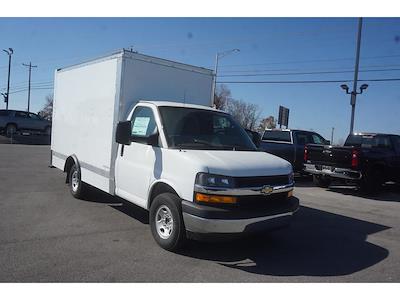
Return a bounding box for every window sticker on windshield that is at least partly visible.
[132,117,150,136]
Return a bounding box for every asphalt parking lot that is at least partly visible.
[0,143,400,282]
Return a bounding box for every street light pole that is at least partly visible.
[349,17,363,134]
[212,48,240,107]
[22,62,37,112]
[3,48,14,110]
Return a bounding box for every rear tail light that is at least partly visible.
[351,149,359,168]
[304,146,308,162]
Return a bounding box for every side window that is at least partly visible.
[28,113,40,120]
[295,132,309,146]
[15,111,28,118]
[311,133,324,145]
[373,136,392,149]
[130,106,157,138]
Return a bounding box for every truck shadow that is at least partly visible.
[81,187,149,224]
[178,205,390,277]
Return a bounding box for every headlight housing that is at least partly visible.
[195,172,235,188]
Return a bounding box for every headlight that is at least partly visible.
[195,173,235,188]
[288,171,294,184]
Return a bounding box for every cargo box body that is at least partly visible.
[51,50,214,194]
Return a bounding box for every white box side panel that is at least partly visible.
[119,58,214,119]
[51,58,119,192]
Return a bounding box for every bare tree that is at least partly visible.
[38,94,53,121]
[257,116,276,132]
[225,98,261,131]
[213,84,231,110]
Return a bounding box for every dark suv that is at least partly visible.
[0,110,51,136]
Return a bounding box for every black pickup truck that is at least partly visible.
[304,133,400,193]
[258,129,330,172]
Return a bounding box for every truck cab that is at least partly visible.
[110,101,298,250]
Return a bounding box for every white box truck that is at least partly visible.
[51,50,299,251]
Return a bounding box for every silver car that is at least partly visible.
[0,110,51,137]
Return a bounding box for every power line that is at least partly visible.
[218,63,400,74]
[217,78,400,84]
[9,87,53,95]
[218,68,400,77]
[216,54,400,69]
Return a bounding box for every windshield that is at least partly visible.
[158,106,256,151]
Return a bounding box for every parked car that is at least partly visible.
[51,50,299,251]
[304,132,400,193]
[259,129,330,173]
[0,109,51,136]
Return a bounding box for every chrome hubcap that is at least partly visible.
[71,170,79,192]
[155,205,174,239]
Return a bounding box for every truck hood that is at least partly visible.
[180,150,292,177]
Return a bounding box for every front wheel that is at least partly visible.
[149,193,186,251]
[68,164,86,199]
[313,175,331,188]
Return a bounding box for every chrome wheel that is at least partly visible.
[155,205,174,239]
[71,169,79,193]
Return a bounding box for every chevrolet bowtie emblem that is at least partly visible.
[261,185,274,195]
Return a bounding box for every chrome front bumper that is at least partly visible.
[304,163,362,180]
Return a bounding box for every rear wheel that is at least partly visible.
[149,193,186,251]
[5,124,17,137]
[68,164,86,199]
[313,175,331,188]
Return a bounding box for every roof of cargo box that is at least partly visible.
[56,49,214,75]
[139,100,222,112]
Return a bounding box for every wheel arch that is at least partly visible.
[64,154,80,183]
[147,180,180,210]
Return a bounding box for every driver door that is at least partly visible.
[115,105,159,208]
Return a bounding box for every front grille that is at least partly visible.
[235,175,289,188]
[236,193,289,209]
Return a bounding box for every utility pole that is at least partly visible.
[2,48,13,110]
[212,49,240,107]
[331,127,335,145]
[349,17,363,134]
[22,62,37,112]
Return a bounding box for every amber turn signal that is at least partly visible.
[195,192,237,204]
[288,190,293,197]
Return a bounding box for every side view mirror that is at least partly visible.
[131,128,159,147]
[116,121,132,145]
[325,140,331,145]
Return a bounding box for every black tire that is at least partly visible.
[359,168,383,195]
[5,124,17,137]
[313,175,331,188]
[68,164,86,199]
[149,193,186,251]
